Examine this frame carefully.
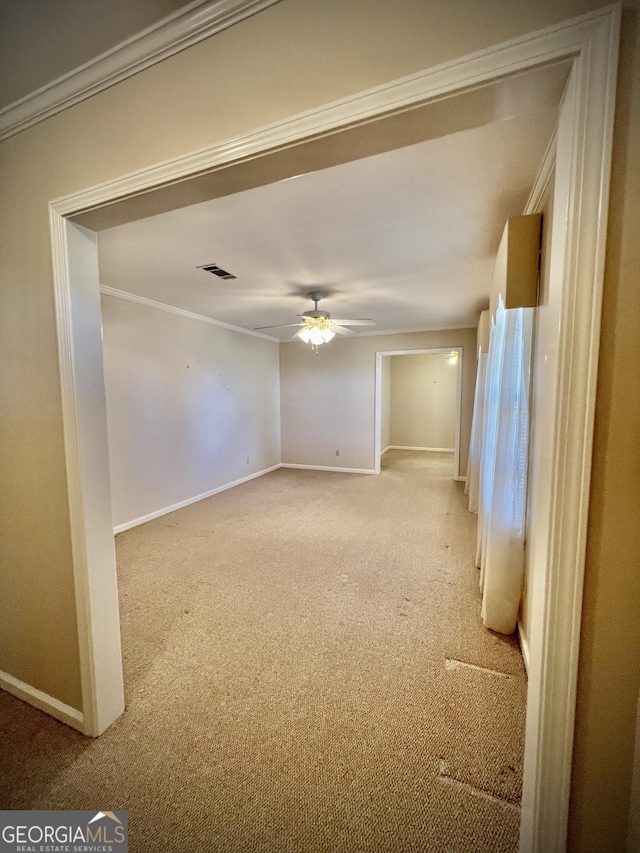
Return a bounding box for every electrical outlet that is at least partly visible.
[335,450,340,457]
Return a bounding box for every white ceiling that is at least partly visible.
[97,105,559,339]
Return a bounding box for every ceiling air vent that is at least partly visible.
[198,263,236,280]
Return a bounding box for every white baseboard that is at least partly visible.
[517,619,530,677]
[388,445,455,453]
[114,463,282,533]
[281,463,376,475]
[386,445,463,479]
[0,669,84,731]
[627,692,640,853]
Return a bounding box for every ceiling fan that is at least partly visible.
[254,291,375,350]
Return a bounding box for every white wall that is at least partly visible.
[280,328,476,475]
[519,170,555,662]
[101,294,281,529]
[389,353,457,449]
[381,356,391,452]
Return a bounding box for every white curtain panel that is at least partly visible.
[476,311,503,578]
[466,351,488,512]
[476,299,534,635]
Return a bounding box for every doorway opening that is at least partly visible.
[375,348,463,478]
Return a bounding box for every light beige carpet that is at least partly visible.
[0,451,527,852]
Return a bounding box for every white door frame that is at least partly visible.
[48,5,620,850]
[374,348,463,477]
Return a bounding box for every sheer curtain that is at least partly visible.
[473,297,534,634]
[465,350,488,513]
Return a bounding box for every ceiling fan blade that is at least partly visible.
[330,319,376,326]
[253,323,304,330]
[331,325,358,337]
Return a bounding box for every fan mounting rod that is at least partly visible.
[303,291,329,320]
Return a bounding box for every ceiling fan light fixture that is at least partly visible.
[309,327,326,346]
[256,292,374,349]
[296,316,335,348]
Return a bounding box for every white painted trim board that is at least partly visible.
[387,445,455,453]
[0,0,282,141]
[281,464,376,475]
[102,286,471,345]
[114,464,282,533]
[49,6,617,218]
[0,670,84,731]
[518,620,531,677]
[100,285,279,342]
[517,9,621,851]
[51,219,125,738]
[116,463,380,536]
[627,693,640,853]
[515,104,555,695]
[346,324,475,338]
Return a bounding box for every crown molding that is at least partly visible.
[50,4,616,221]
[525,123,558,214]
[279,324,476,342]
[356,324,476,337]
[0,0,281,142]
[100,285,279,342]
[99,289,475,345]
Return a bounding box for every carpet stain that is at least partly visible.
[1,450,526,853]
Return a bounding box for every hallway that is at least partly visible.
[0,451,527,852]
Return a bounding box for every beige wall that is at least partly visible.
[280,329,475,475]
[0,0,194,108]
[101,295,281,529]
[1,0,638,846]
[389,353,457,449]
[569,5,640,848]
